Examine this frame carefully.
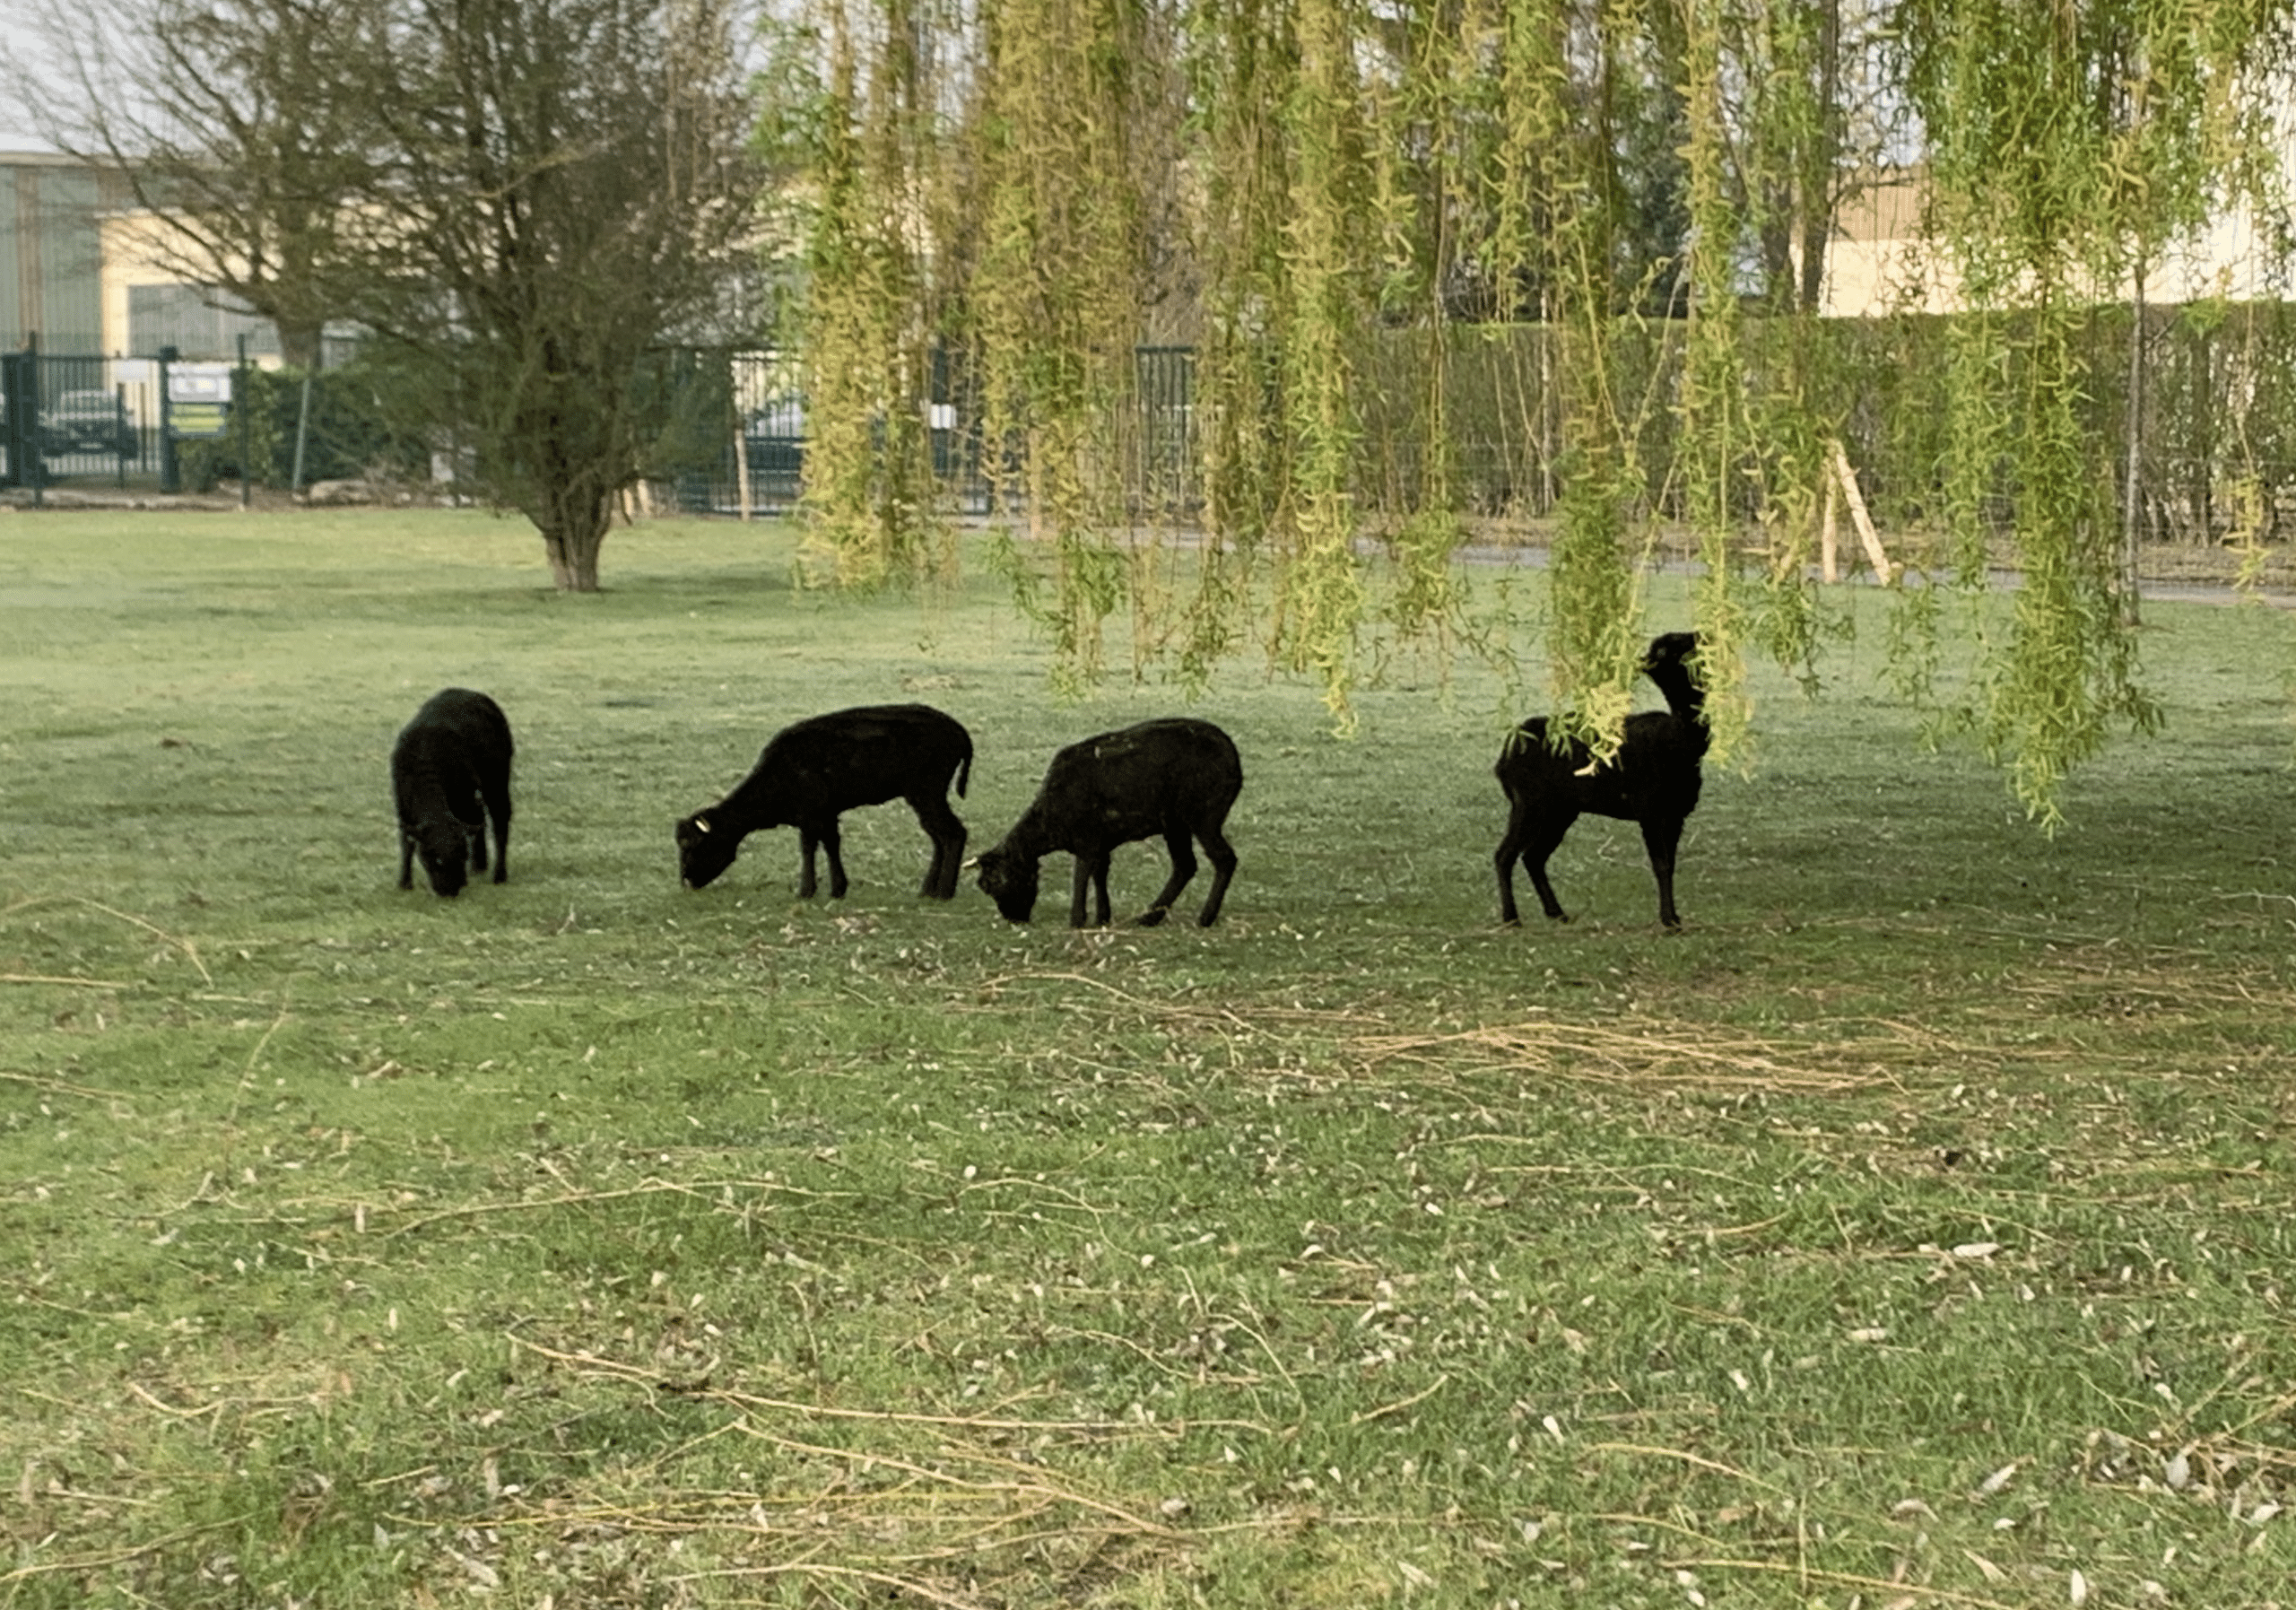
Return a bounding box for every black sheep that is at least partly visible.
[1494,631,1709,929]
[393,687,515,898]
[974,718,1242,928]
[675,703,972,900]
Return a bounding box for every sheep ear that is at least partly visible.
[694,816,712,834]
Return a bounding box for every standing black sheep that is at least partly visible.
[974,718,1242,928]
[393,687,515,898]
[1494,631,1710,928]
[675,703,973,900]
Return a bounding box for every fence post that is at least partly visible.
[237,334,252,509]
[159,345,179,494]
[291,370,315,497]
[25,333,41,509]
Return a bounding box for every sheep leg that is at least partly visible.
[1068,856,1096,928]
[908,791,966,900]
[796,829,821,899]
[821,821,849,900]
[1135,830,1197,927]
[1639,814,1686,929]
[1494,801,1527,925]
[1523,814,1578,923]
[1194,826,1238,927]
[480,774,513,884]
[397,831,416,891]
[448,783,486,874]
[1091,856,1114,927]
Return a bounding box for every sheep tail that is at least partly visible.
[955,746,972,798]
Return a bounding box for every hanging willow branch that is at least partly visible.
[1492,0,1642,759]
[1272,0,1372,730]
[968,0,1151,694]
[1895,0,2289,822]
[797,0,948,593]
[783,0,2290,809]
[1678,0,1752,765]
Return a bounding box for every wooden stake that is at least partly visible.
[1828,439,1892,584]
[734,422,753,522]
[1820,472,1839,583]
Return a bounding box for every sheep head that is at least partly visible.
[1641,631,1703,676]
[674,813,741,889]
[973,845,1039,922]
[413,820,472,898]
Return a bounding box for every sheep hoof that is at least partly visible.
[1134,908,1170,928]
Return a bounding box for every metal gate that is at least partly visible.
[0,347,35,491]
[0,344,157,494]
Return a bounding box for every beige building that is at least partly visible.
[1816,166,2292,318]
[99,207,283,362]
[1,150,128,352]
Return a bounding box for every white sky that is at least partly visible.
[1,11,64,152]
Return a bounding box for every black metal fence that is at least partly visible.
[0,347,161,494]
[13,316,2296,547]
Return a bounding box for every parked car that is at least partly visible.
[740,397,806,504]
[41,389,139,457]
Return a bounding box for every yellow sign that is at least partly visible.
[170,402,230,439]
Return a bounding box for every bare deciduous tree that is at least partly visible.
[21,0,375,368]
[22,0,762,590]
[335,0,761,590]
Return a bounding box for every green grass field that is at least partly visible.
[4,509,2294,1608]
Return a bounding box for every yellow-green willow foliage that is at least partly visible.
[969,0,1153,693]
[797,0,949,592]
[1899,0,2288,822]
[1272,0,1373,727]
[1178,0,1291,690]
[1677,0,1752,763]
[1487,0,1644,759]
[1362,0,1476,653]
[783,0,2290,809]
[1726,0,1839,684]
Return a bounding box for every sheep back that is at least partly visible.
[392,688,515,897]
[677,703,973,891]
[1014,718,1243,855]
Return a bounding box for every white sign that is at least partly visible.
[168,363,235,405]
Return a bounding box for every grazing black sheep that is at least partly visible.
[1494,631,1709,929]
[393,687,515,898]
[676,703,972,900]
[974,718,1242,928]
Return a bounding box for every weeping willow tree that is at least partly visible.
[784,0,2291,809]
[1358,0,1475,653]
[1896,0,2289,822]
[1176,0,1292,689]
[796,0,951,591]
[964,0,1160,692]
[1267,0,1375,726]
[1678,0,1754,761]
[1483,0,1652,755]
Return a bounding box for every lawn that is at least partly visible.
[3,508,2294,1608]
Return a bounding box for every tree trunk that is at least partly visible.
[2122,254,2144,624]
[539,488,613,592]
[1798,0,1842,314]
[279,318,326,372]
